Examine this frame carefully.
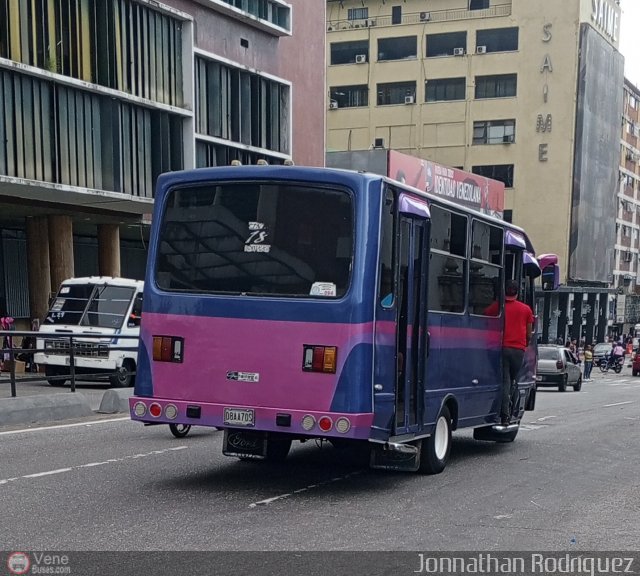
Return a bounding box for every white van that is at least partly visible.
[35,277,143,387]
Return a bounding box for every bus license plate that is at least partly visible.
[224,408,255,427]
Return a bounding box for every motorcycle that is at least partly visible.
[599,355,624,374]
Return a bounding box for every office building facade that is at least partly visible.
[326,0,624,343]
[0,0,325,324]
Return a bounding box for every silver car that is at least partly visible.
[536,345,582,392]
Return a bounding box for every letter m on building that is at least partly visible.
[536,114,552,133]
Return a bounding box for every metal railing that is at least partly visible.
[0,330,139,398]
[327,4,512,31]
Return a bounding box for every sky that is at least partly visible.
[620,0,639,86]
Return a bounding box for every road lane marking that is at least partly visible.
[0,417,130,436]
[520,424,548,431]
[248,470,363,508]
[0,446,187,486]
[534,415,557,422]
[603,401,634,407]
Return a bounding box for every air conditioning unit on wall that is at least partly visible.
[329,100,339,110]
[355,54,367,64]
[404,95,415,104]
[453,47,465,56]
[476,45,487,54]
[419,11,431,21]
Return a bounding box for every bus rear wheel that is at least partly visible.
[419,406,451,475]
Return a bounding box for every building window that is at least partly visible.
[195,141,284,168]
[426,32,467,57]
[476,27,519,53]
[425,78,466,102]
[378,36,417,61]
[0,0,184,107]
[472,165,515,188]
[330,85,369,108]
[473,119,516,144]
[195,57,289,154]
[377,81,416,105]
[348,7,368,20]
[503,209,513,223]
[330,41,369,65]
[475,74,517,99]
[469,0,490,9]
[630,95,638,109]
[221,0,290,30]
[391,6,402,24]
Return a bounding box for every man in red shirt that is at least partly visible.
[499,280,534,426]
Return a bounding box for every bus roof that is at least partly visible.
[155,165,533,251]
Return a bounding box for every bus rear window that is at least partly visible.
[156,182,354,297]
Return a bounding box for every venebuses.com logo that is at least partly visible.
[7,552,30,575]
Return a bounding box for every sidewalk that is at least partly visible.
[0,374,134,427]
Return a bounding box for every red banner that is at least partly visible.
[388,150,504,218]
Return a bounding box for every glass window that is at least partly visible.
[476,27,519,52]
[428,205,467,313]
[44,284,94,325]
[330,40,369,65]
[377,81,416,105]
[426,32,467,57]
[348,7,368,20]
[473,119,516,144]
[475,74,517,99]
[330,85,369,108]
[472,164,514,188]
[379,189,396,307]
[469,220,503,316]
[83,286,136,328]
[469,0,489,9]
[378,36,417,61]
[426,78,466,102]
[156,182,354,298]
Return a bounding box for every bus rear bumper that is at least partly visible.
[129,396,375,440]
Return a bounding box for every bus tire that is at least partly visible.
[169,424,191,438]
[265,437,292,462]
[419,406,452,475]
[109,360,135,388]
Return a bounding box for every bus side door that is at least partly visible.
[394,214,429,436]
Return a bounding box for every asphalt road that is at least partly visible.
[1,366,638,552]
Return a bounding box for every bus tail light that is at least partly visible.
[164,404,178,420]
[335,417,351,433]
[133,402,147,417]
[153,336,184,363]
[302,345,338,373]
[301,414,316,431]
[149,403,162,418]
[318,416,333,432]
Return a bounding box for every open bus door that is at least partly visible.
[394,215,429,437]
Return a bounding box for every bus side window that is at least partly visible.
[379,188,395,308]
[469,220,503,316]
[429,205,467,313]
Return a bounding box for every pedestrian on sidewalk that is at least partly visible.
[583,344,593,381]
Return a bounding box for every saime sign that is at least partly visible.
[591,0,620,42]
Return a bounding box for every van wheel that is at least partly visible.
[573,376,582,391]
[45,366,67,387]
[419,406,452,475]
[109,360,135,388]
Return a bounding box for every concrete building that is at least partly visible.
[326,0,624,343]
[0,0,325,325]
[614,78,640,335]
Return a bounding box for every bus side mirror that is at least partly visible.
[541,264,559,291]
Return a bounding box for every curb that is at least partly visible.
[0,393,93,426]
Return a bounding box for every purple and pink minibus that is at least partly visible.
[130,165,559,473]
